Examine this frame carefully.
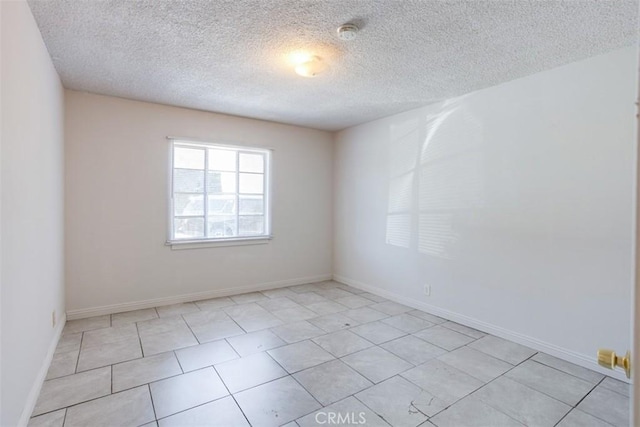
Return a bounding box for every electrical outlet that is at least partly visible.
[52,310,56,328]
[424,285,431,296]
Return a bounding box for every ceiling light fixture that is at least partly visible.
[337,23,359,41]
[294,55,325,78]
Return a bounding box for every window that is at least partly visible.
[169,139,271,244]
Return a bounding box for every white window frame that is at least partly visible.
[166,138,272,248]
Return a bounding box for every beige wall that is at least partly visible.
[64,91,333,315]
[1,1,66,425]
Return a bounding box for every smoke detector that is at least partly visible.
[337,24,359,41]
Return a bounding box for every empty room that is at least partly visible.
[2,0,639,426]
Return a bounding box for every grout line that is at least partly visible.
[147,383,158,422]
[173,350,185,374]
[73,332,84,374]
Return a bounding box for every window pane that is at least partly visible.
[208,215,237,237]
[174,146,204,170]
[209,149,236,171]
[174,193,204,216]
[239,215,264,236]
[174,168,205,193]
[239,153,264,173]
[207,171,236,193]
[174,217,204,239]
[239,173,264,194]
[239,196,263,215]
[208,195,236,215]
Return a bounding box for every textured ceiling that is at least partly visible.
[28,0,638,131]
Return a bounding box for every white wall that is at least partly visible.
[65,91,333,315]
[1,1,66,425]
[334,46,637,375]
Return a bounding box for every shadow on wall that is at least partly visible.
[385,96,485,259]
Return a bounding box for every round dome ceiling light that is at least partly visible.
[337,23,359,41]
[294,55,326,78]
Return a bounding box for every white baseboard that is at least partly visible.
[333,274,631,383]
[66,274,333,320]
[18,312,67,426]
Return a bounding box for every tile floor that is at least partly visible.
[29,281,631,427]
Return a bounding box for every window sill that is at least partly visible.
[166,236,272,250]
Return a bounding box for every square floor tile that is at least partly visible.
[77,336,142,372]
[296,396,388,427]
[272,306,317,322]
[28,409,65,427]
[531,352,604,384]
[234,376,321,427]
[381,313,434,333]
[293,360,372,405]
[305,300,349,315]
[257,297,301,312]
[182,309,230,327]
[55,332,82,354]
[270,321,325,343]
[183,310,244,342]
[268,340,335,373]
[343,307,388,323]
[505,360,594,406]
[156,302,200,317]
[409,309,446,324]
[261,288,297,299]
[370,301,412,315]
[82,323,138,348]
[355,376,443,424]
[309,313,359,333]
[64,386,154,427]
[288,283,322,293]
[227,329,285,356]
[401,359,483,405]
[342,346,413,383]
[216,352,287,393]
[63,315,110,335]
[438,346,512,383]
[111,308,158,326]
[440,321,486,339]
[46,349,79,380]
[141,328,198,356]
[150,367,228,418]
[137,316,191,337]
[225,303,283,332]
[350,321,406,344]
[600,377,631,397]
[430,395,524,427]
[473,376,571,426]
[288,292,328,305]
[315,288,355,300]
[175,340,239,372]
[468,335,536,365]
[158,396,249,427]
[112,352,182,392]
[577,385,629,427]
[380,335,446,366]
[194,296,236,311]
[231,291,269,304]
[313,330,373,357]
[413,325,475,351]
[335,295,373,309]
[557,409,613,427]
[358,292,387,303]
[33,367,111,416]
